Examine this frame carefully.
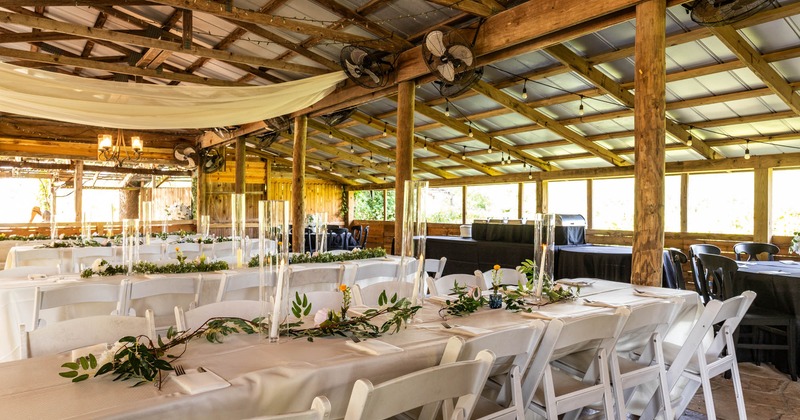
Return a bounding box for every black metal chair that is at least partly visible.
[667,248,688,289]
[689,244,721,304]
[698,253,797,381]
[351,225,363,246]
[733,242,780,261]
[359,226,369,248]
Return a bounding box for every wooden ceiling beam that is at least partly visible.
[310,0,413,49]
[470,80,628,166]
[147,0,398,52]
[230,21,340,70]
[425,0,498,17]
[0,46,248,86]
[246,145,373,185]
[710,25,800,116]
[0,11,327,75]
[268,153,359,185]
[304,137,393,176]
[260,143,384,184]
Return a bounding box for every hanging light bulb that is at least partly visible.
[686,133,693,147]
[500,152,505,165]
[350,142,354,153]
[578,97,585,116]
[528,169,533,180]
[356,167,361,175]
[328,130,333,139]
[488,138,493,153]
[462,145,467,160]
[444,102,450,117]
[382,123,387,137]
[468,126,473,138]
[424,137,428,151]
[744,140,751,160]
[521,81,528,100]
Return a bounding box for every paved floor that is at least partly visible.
[686,363,799,419]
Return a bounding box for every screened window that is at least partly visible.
[664,175,681,232]
[547,180,587,218]
[465,184,518,222]
[772,169,800,236]
[427,187,463,223]
[687,172,753,234]
[592,178,634,230]
[521,183,538,219]
[385,190,396,221]
[352,190,385,220]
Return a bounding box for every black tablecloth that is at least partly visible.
[733,260,800,373]
[470,223,585,245]
[556,245,677,287]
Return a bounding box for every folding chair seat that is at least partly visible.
[352,281,415,307]
[21,310,155,359]
[522,307,631,420]
[175,300,266,331]
[31,282,126,330]
[423,257,447,282]
[429,272,485,296]
[639,291,756,420]
[343,350,495,420]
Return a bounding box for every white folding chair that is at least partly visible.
[20,310,155,359]
[352,281,415,307]
[249,396,331,420]
[212,242,235,259]
[175,300,267,331]
[121,276,201,330]
[429,272,485,296]
[217,269,267,302]
[137,244,164,262]
[0,265,59,278]
[14,248,63,270]
[71,247,113,273]
[287,265,344,296]
[351,261,401,288]
[424,257,447,281]
[166,242,201,260]
[343,350,496,420]
[523,307,631,420]
[640,291,756,420]
[441,322,546,420]
[31,282,126,329]
[482,267,524,287]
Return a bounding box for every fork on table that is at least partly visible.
[173,365,186,376]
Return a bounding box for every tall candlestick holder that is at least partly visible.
[531,213,556,304]
[141,201,153,245]
[309,212,328,254]
[122,218,140,275]
[259,200,289,343]
[231,193,246,268]
[400,180,428,307]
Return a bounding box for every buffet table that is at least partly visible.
[555,245,678,287]
[0,281,700,419]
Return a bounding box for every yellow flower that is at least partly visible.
[493,264,501,271]
[175,247,180,252]
[339,284,348,292]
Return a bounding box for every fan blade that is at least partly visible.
[425,31,447,57]
[350,48,368,65]
[437,62,456,82]
[448,44,474,66]
[363,67,382,84]
[345,60,362,77]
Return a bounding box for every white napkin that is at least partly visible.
[71,343,108,362]
[27,274,48,280]
[521,311,558,320]
[632,289,680,299]
[447,325,491,337]
[760,270,787,275]
[779,260,798,265]
[345,340,403,355]
[582,300,622,308]
[173,369,230,395]
[427,295,455,306]
[556,279,595,287]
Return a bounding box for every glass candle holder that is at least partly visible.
[231,194,246,268]
[258,200,289,343]
[141,201,153,245]
[533,213,556,299]
[400,180,428,306]
[309,212,328,254]
[199,215,211,239]
[122,218,140,275]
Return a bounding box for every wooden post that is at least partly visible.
[631,0,667,286]
[74,160,83,222]
[517,183,524,219]
[393,81,415,254]
[680,173,688,233]
[196,167,206,220]
[536,180,548,214]
[753,167,772,243]
[264,158,271,200]
[292,115,307,253]
[586,179,593,229]
[234,137,246,194]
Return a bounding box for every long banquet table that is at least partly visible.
[732,259,800,373]
[556,245,678,287]
[0,281,701,419]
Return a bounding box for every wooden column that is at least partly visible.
[120,182,140,219]
[393,81,415,254]
[74,160,83,222]
[196,168,206,218]
[631,0,667,286]
[234,137,246,194]
[292,115,307,253]
[680,173,688,233]
[264,158,271,200]
[753,167,772,243]
[536,180,548,214]
[517,183,524,219]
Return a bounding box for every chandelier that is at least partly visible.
[97,129,143,166]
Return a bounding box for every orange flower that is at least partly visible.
[493,264,501,271]
[339,284,348,292]
[175,247,180,252]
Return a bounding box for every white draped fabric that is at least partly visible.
[0,62,347,129]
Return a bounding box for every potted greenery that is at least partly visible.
[488,264,503,309]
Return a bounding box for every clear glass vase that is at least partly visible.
[141,201,152,245]
[122,218,140,275]
[231,194,246,268]
[258,200,289,343]
[533,213,556,300]
[309,212,328,254]
[400,180,428,307]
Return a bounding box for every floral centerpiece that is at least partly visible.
[504,259,576,307]
[791,231,800,255]
[488,265,504,309]
[81,257,228,278]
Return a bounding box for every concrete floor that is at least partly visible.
[686,363,799,419]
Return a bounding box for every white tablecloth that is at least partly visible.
[0,282,701,419]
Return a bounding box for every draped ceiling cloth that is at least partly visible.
[0,62,347,130]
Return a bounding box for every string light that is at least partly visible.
[444,102,450,117]
[521,81,528,100]
[468,126,473,138]
[328,130,333,139]
[350,142,354,153]
[745,140,751,160]
[356,167,361,175]
[424,137,428,151]
[382,123,387,137]
[488,138,493,153]
[462,145,467,160]
[528,167,533,180]
[687,131,693,147]
[578,97,585,116]
[500,152,505,165]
